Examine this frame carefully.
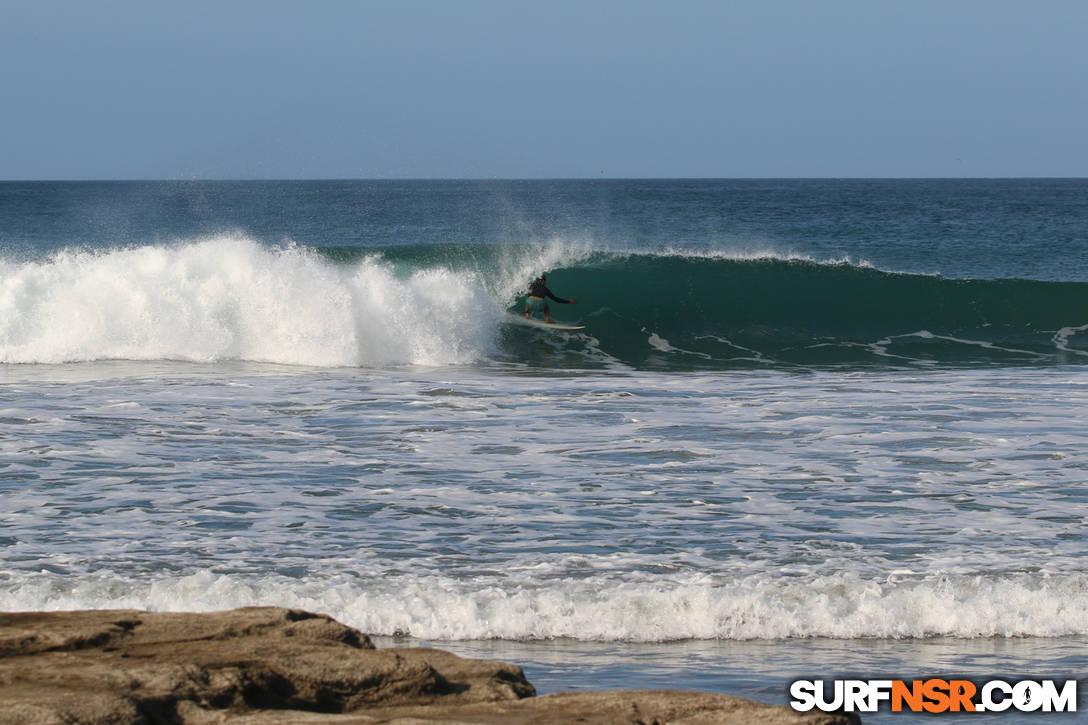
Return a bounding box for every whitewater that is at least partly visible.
[2,179,1086,722]
[0,237,497,367]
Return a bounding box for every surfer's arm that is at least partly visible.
[543,288,574,304]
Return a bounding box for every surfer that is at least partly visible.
[524,274,576,324]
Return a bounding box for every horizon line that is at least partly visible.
[2,175,1087,183]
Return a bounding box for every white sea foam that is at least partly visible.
[3,570,1085,642]
[3,365,1087,646]
[645,331,712,359]
[0,237,496,366]
[1054,324,1088,357]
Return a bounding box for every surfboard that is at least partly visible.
[507,314,585,331]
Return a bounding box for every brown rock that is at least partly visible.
[0,607,532,723]
[0,608,857,725]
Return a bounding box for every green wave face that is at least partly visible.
[512,254,1088,369]
[317,246,1088,370]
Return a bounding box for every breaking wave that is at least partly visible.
[5,570,1086,642]
[3,238,1086,369]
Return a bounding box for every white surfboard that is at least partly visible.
[507,314,585,331]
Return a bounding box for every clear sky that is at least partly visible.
[2,0,1086,179]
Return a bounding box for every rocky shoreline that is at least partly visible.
[0,607,858,724]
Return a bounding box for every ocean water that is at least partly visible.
[1,180,1086,722]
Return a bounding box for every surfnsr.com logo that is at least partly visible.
[790,679,1078,714]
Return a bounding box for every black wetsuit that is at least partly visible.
[528,279,571,304]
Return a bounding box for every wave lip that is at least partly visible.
[0,236,495,367]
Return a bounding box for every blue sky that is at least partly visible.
[2,0,1086,179]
